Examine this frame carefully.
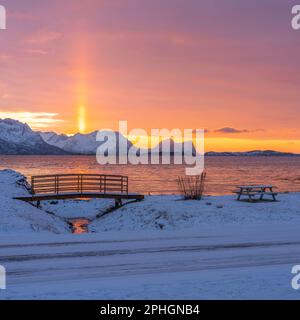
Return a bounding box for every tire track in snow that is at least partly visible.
[1,240,300,262]
[6,247,300,285]
[0,235,213,249]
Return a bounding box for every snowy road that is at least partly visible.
[1,223,300,299]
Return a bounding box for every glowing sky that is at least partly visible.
[0,0,300,151]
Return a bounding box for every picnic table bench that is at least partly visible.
[233,185,278,202]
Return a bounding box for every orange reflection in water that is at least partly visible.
[70,218,90,234]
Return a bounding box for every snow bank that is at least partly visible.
[40,198,114,219]
[90,193,300,232]
[2,169,300,235]
[0,169,69,234]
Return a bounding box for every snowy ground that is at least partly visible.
[2,169,300,234]
[41,198,114,220]
[0,170,69,235]
[1,169,300,299]
[1,223,300,299]
[90,193,300,232]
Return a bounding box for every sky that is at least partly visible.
[0,0,300,152]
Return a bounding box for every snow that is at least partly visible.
[1,223,300,299]
[39,131,69,149]
[0,118,40,145]
[0,118,67,154]
[151,139,197,154]
[0,169,69,234]
[89,193,300,232]
[40,130,133,154]
[1,169,300,299]
[1,168,300,234]
[40,198,114,219]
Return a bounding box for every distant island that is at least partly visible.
[205,150,299,157]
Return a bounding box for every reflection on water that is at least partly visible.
[69,219,90,234]
[1,155,300,195]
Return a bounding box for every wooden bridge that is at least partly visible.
[14,174,144,207]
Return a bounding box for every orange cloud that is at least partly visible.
[24,49,48,55]
[26,30,62,44]
[0,112,64,129]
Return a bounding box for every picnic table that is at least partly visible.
[233,185,278,202]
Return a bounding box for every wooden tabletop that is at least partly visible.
[236,185,274,189]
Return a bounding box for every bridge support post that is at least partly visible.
[115,199,122,208]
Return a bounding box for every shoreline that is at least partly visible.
[1,168,300,235]
[1,155,300,196]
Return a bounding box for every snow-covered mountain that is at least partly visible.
[151,139,197,155]
[39,131,69,149]
[1,119,296,156]
[40,130,134,155]
[40,133,198,156]
[40,130,297,157]
[0,119,68,155]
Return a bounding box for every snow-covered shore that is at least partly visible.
[0,170,69,234]
[1,169,300,234]
[90,193,300,232]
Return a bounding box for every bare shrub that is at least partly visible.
[177,172,206,200]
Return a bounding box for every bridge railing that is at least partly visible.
[31,174,129,195]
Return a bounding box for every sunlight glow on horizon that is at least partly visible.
[127,135,300,153]
[1,2,299,152]
[0,112,63,129]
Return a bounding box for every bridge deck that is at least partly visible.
[14,192,144,202]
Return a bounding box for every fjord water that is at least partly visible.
[0,155,299,195]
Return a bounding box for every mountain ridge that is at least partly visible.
[0,119,68,155]
[39,129,299,156]
[0,119,299,156]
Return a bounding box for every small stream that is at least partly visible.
[69,218,91,234]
